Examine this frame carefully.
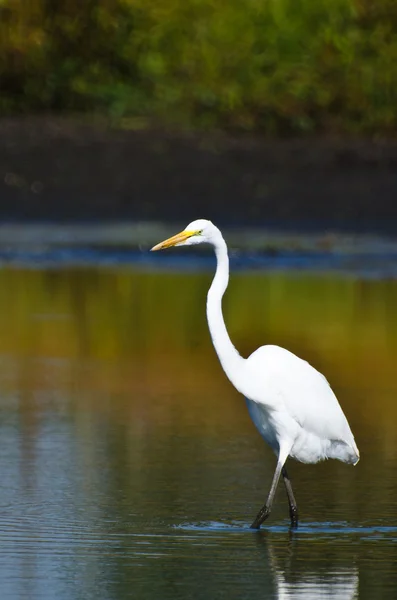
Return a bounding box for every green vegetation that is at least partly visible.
[1,0,397,133]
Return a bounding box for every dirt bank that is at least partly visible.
[0,117,396,232]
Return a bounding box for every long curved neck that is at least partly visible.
[206,235,244,384]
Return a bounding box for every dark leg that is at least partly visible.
[282,466,298,528]
[250,460,283,529]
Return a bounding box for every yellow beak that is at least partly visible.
[151,230,197,251]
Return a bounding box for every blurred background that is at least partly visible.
[0,0,397,224]
[0,2,397,600]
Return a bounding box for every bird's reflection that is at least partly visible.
[256,531,358,600]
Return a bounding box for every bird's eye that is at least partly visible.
[196,230,203,236]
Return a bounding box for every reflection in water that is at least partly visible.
[274,569,358,600]
[265,534,358,600]
[0,265,396,599]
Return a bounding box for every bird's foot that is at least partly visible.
[250,506,270,529]
[289,506,299,529]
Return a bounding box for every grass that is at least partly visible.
[0,0,397,134]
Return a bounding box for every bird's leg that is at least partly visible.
[250,460,283,529]
[282,466,298,529]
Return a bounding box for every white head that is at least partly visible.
[151,219,221,250]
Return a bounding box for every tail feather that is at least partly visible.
[328,439,360,465]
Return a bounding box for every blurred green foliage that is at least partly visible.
[0,0,396,133]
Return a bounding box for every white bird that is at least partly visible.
[151,219,359,529]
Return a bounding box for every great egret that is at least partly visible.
[151,219,359,529]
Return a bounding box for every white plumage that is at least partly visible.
[244,345,359,465]
[151,219,359,528]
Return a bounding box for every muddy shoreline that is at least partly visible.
[0,117,396,233]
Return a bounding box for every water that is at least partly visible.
[0,256,396,599]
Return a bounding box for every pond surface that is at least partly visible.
[0,256,396,599]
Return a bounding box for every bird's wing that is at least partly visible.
[246,345,356,446]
